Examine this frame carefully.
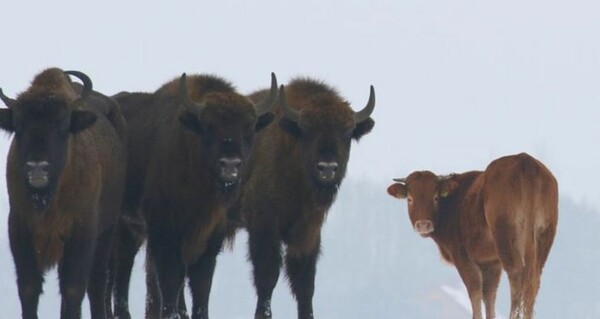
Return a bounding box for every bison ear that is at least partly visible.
[279,118,303,138]
[439,179,459,198]
[0,109,14,133]
[255,112,274,132]
[70,110,97,134]
[352,118,374,141]
[387,183,407,199]
[179,111,204,134]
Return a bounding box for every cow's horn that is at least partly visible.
[393,178,406,183]
[178,73,206,115]
[0,88,16,109]
[279,85,300,123]
[354,85,376,123]
[253,72,278,116]
[64,70,93,105]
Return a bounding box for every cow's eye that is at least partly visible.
[407,197,413,205]
[433,195,439,202]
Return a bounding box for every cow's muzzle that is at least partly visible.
[414,220,434,237]
[25,161,50,189]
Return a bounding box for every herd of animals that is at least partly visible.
[0,68,558,319]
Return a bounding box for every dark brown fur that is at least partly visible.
[387,153,558,319]
[110,73,276,319]
[234,78,375,319]
[0,68,126,319]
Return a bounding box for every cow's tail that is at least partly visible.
[519,223,539,319]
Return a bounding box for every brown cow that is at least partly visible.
[0,68,126,319]
[387,153,558,319]
[232,78,375,319]
[110,73,278,319]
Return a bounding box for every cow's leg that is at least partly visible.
[455,259,484,319]
[480,261,502,319]
[9,213,43,319]
[59,227,96,319]
[521,219,557,318]
[147,226,186,319]
[249,228,282,319]
[491,216,527,319]
[285,243,320,319]
[113,212,146,319]
[187,231,225,319]
[88,226,115,319]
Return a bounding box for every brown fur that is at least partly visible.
[111,73,276,319]
[2,68,126,319]
[387,153,558,319]
[236,78,375,319]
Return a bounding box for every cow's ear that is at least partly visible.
[352,118,374,141]
[70,110,97,134]
[0,109,14,133]
[179,111,204,134]
[387,183,407,199]
[255,112,274,132]
[279,118,303,138]
[439,179,459,198]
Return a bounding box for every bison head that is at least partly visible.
[0,70,97,210]
[178,73,277,198]
[387,171,459,237]
[278,80,375,204]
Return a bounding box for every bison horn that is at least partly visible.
[279,85,300,123]
[393,178,406,183]
[64,70,93,105]
[354,85,376,123]
[178,73,206,116]
[253,72,278,116]
[0,88,16,109]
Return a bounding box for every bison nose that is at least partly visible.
[414,220,434,237]
[317,161,338,182]
[25,161,50,189]
[219,157,242,183]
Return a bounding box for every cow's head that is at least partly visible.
[178,73,277,197]
[387,171,459,237]
[278,80,375,204]
[0,70,97,210]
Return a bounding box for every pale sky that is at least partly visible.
[1,0,598,211]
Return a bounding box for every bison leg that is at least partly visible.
[285,245,320,319]
[88,226,116,319]
[112,214,145,319]
[145,259,189,319]
[147,227,186,319]
[249,228,282,319]
[480,261,502,319]
[9,213,44,319]
[145,254,162,319]
[187,231,225,319]
[454,259,484,319]
[59,227,96,319]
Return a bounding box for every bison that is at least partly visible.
[386,153,558,319]
[232,78,375,319]
[110,73,278,319]
[0,68,126,319]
